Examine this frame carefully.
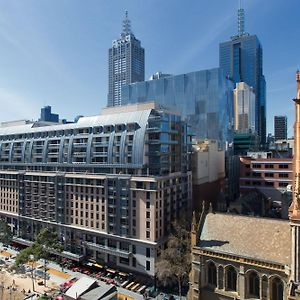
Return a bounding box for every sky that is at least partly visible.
[0,0,299,136]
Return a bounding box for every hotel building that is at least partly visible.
[0,102,192,276]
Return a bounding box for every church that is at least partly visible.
[188,72,300,300]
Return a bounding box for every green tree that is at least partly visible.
[15,228,64,287]
[155,219,191,299]
[0,220,13,245]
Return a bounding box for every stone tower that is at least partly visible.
[289,70,300,291]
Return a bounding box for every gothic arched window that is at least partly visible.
[272,277,284,300]
[226,266,237,291]
[207,262,217,286]
[249,271,260,298]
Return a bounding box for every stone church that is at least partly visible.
[188,71,300,300]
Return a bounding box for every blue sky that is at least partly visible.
[0,0,299,136]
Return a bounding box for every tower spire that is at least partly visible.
[290,71,300,220]
[237,0,245,36]
[122,10,132,37]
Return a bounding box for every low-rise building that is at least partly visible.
[239,154,292,202]
[191,140,225,212]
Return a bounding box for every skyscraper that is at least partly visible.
[219,4,266,145]
[274,115,287,141]
[233,82,255,133]
[107,11,145,107]
[122,68,234,148]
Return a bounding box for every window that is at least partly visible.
[265,164,274,169]
[279,173,289,178]
[146,231,150,239]
[264,173,274,178]
[279,164,289,169]
[252,172,261,177]
[279,182,289,187]
[248,271,259,298]
[226,266,237,291]
[272,277,284,300]
[146,248,150,258]
[265,182,274,187]
[146,260,150,271]
[253,164,261,168]
[252,181,261,186]
[207,262,217,286]
[218,266,224,289]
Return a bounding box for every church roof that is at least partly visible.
[199,213,291,266]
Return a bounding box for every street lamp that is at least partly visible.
[29,254,35,292]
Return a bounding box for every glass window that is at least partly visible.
[272,277,284,300]
[207,262,217,286]
[226,266,237,291]
[249,271,259,298]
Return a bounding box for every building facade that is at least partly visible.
[239,155,292,202]
[219,7,266,145]
[234,82,255,133]
[0,102,192,276]
[189,211,290,300]
[191,140,225,212]
[274,116,288,141]
[39,106,59,123]
[122,68,234,148]
[107,12,145,107]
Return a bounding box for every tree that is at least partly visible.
[15,228,64,287]
[0,220,13,245]
[155,218,191,299]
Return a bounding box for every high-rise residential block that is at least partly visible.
[107,12,145,107]
[0,102,192,276]
[234,82,255,133]
[274,115,287,141]
[219,6,266,145]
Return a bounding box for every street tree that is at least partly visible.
[155,218,191,299]
[0,220,13,245]
[15,228,64,286]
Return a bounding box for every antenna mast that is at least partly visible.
[238,0,245,36]
[122,10,132,36]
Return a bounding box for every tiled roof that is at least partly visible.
[199,213,291,265]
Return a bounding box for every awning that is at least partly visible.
[106,268,116,273]
[94,263,103,269]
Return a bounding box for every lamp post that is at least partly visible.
[29,254,35,292]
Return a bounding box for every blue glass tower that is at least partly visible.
[122,68,234,148]
[219,6,266,145]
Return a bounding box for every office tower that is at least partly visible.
[234,82,255,133]
[39,106,59,123]
[107,11,145,107]
[274,115,287,141]
[219,4,266,145]
[0,102,192,276]
[122,68,234,148]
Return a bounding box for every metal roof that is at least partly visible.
[0,109,152,136]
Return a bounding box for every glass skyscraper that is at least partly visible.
[122,68,234,148]
[107,11,145,107]
[219,7,266,145]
